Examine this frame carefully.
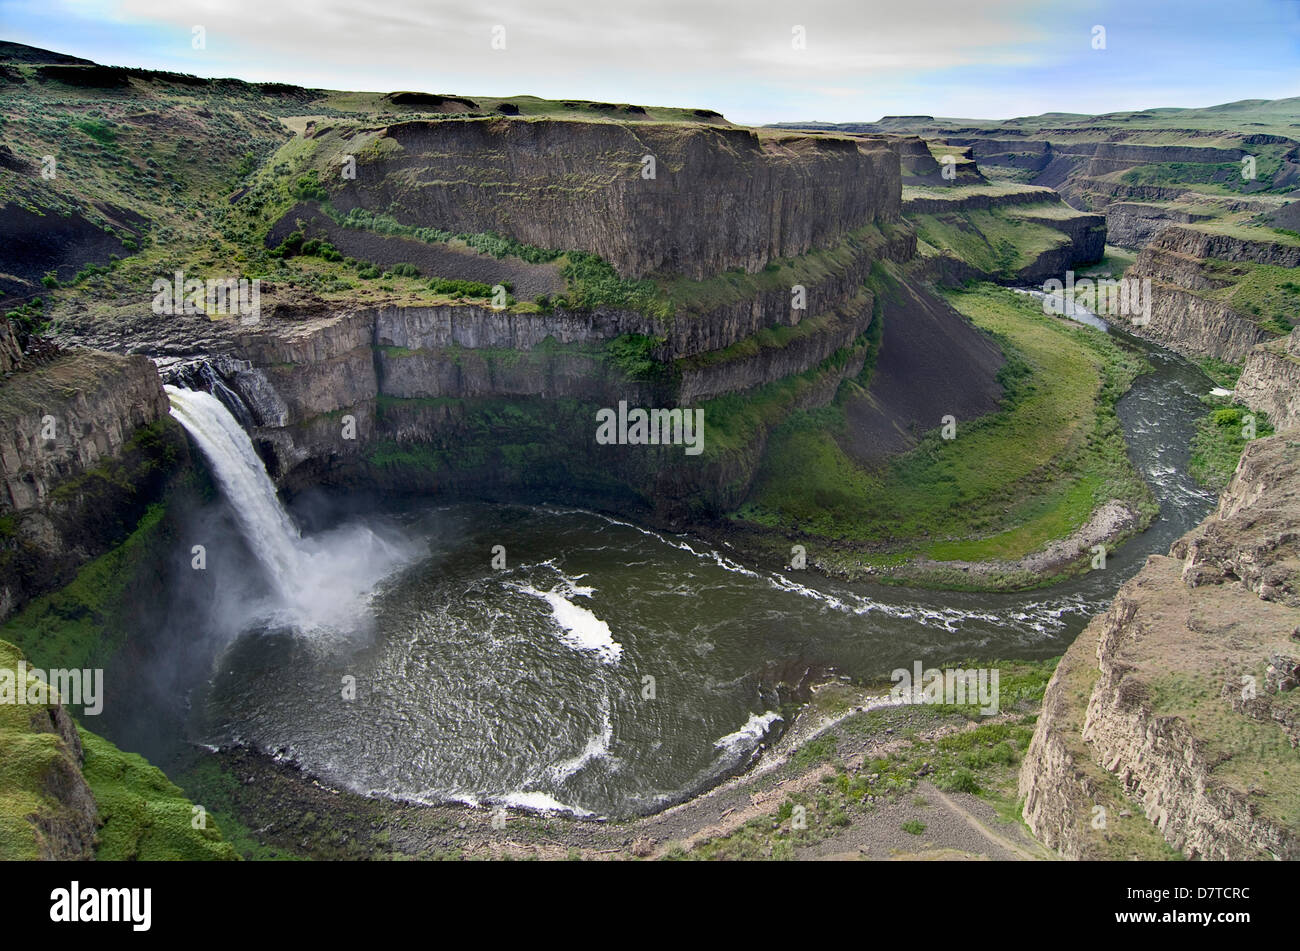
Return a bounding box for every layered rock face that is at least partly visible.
[29,115,1095,536]
[0,319,22,373]
[1235,329,1300,431]
[902,184,1106,285]
[331,118,901,280]
[211,117,929,520]
[0,350,181,620]
[175,117,1107,526]
[1116,226,1287,362]
[893,136,984,186]
[1098,201,1217,249]
[210,282,881,525]
[940,134,1259,253]
[1021,432,1300,860]
[901,184,1064,216]
[0,351,168,511]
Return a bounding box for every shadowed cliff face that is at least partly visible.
[325,118,902,280]
[0,351,186,620]
[193,289,884,528]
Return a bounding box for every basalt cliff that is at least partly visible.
[6,84,1115,616]
[780,106,1300,372]
[1020,429,1300,859]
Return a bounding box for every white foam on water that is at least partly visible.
[573,506,1091,638]
[512,575,622,663]
[549,695,613,782]
[494,790,595,818]
[713,710,783,756]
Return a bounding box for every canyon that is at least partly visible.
[1,41,1298,861]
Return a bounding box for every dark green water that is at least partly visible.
[182,332,1215,819]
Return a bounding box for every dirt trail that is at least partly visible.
[927,785,1047,861]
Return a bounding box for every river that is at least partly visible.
[122,316,1217,820]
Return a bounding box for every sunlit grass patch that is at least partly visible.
[735,284,1152,565]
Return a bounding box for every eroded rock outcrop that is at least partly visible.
[1021,432,1300,860]
[1235,328,1300,431]
[0,350,182,620]
[902,184,1105,285]
[1115,226,1289,362]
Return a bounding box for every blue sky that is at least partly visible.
[2,0,1296,124]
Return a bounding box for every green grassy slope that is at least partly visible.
[732,284,1153,576]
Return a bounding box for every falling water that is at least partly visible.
[166,384,414,632]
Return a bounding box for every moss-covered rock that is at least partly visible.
[0,638,237,861]
[0,638,97,860]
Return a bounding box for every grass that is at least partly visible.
[0,639,81,859]
[1196,259,1300,335]
[1121,153,1293,195]
[1184,218,1300,248]
[78,729,238,860]
[697,332,873,459]
[1,501,171,672]
[1196,356,1245,389]
[172,757,303,860]
[683,660,1061,861]
[734,284,1153,566]
[909,206,1074,278]
[903,183,1046,202]
[657,223,887,316]
[0,639,235,860]
[1188,404,1275,489]
[1078,244,1138,278]
[324,204,670,317]
[1146,670,1300,840]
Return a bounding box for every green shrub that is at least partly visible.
[935,768,980,794]
[605,333,666,382]
[74,118,117,145]
[429,278,493,297]
[290,172,328,201]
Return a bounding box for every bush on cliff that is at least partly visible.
[1189,404,1275,489]
[289,171,328,202]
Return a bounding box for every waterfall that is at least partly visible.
[166,385,415,632]
[167,385,303,602]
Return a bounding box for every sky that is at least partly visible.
[1,0,1297,125]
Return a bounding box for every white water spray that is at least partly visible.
[166,384,413,632]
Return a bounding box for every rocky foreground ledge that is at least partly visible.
[1020,430,1300,860]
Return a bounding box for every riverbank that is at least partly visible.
[718,284,1160,591]
[174,661,1075,861]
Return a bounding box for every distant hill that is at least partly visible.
[0,40,94,66]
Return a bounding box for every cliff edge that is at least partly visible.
[1020,430,1300,859]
